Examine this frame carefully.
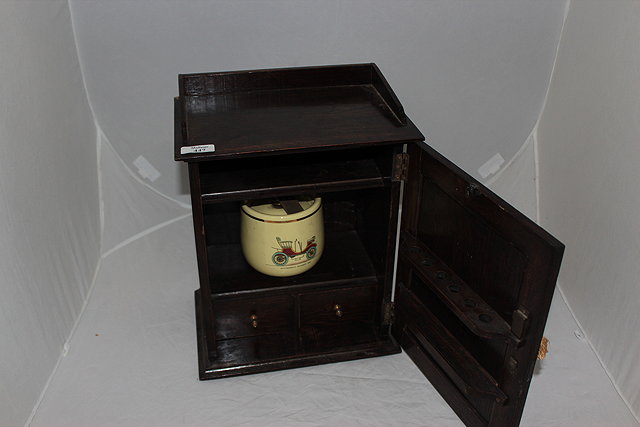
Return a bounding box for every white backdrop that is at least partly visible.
[69,0,568,203]
[537,0,640,418]
[0,2,99,426]
[16,1,640,425]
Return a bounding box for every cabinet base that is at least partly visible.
[195,290,401,380]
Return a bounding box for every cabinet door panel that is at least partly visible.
[396,143,563,427]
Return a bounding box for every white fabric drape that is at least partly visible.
[4,0,638,425]
[538,0,640,419]
[0,2,99,425]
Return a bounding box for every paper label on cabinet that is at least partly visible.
[181,144,216,155]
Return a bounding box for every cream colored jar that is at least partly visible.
[240,198,324,277]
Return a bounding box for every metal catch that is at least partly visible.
[537,337,549,360]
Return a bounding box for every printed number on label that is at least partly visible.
[180,144,216,155]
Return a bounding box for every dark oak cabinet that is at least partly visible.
[175,64,564,427]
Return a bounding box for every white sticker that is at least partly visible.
[133,155,161,182]
[478,153,505,179]
[180,144,216,155]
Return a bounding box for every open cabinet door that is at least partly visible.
[393,143,564,427]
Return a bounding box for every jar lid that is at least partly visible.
[242,197,322,222]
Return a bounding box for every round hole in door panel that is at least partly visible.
[463,298,476,308]
[478,314,493,323]
[447,284,461,293]
[435,270,448,280]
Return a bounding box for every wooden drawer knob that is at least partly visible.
[250,314,258,329]
[333,304,343,318]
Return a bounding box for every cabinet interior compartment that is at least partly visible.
[197,178,400,376]
[203,186,394,295]
[197,145,396,202]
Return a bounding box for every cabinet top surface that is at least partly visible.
[175,64,424,161]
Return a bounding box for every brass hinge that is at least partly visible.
[392,153,409,182]
[384,302,395,325]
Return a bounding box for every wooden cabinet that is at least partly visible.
[175,64,564,427]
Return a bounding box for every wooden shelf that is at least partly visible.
[400,232,514,341]
[208,229,381,296]
[175,64,424,162]
[199,152,388,203]
[395,284,507,403]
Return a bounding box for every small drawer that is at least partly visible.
[300,285,377,328]
[213,295,293,340]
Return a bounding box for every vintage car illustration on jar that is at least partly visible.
[240,197,324,277]
[272,236,318,266]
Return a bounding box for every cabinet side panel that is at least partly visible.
[188,163,217,366]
